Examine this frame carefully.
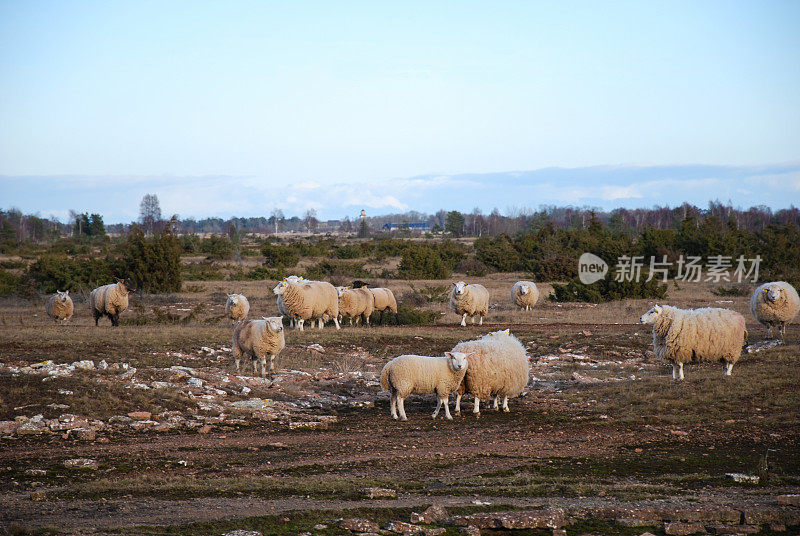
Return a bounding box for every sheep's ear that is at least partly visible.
[65,290,69,295]
[654,304,662,312]
[444,351,453,358]
[504,329,510,334]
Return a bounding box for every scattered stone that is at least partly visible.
[572,372,602,384]
[411,504,448,524]
[385,521,425,534]
[231,399,274,410]
[726,472,759,484]
[109,415,134,425]
[339,518,380,533]
[47,403,70,410]
[663,522,706,535]
[97,360,108,370]
[17,415,49,435]
[307,343,326,353]
[0,421,19,435]
[63,458,98,469]
[708,524,760,534]
[777,494,800,507]
[581,330,592,336]
[222,531,263,536]
[30,490,46,501]
[552,530,567,536]
[457,528,480,536]
[496,509,565,529]
[288,421,328,430]
[25,469,47,475]
[187,377,204,388]
[363,487,397,499]
[670,430,689,437]
[71,428,96,441]
[313,524,327,530]
[127,411,152,421]
[746,339,783,353]
[197,424,213,434]
[423,529,446,536]
[71,360,95,370]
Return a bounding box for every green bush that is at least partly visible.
[304,260,373,280]
[26,254,117,294]
[531,255,576,281]
[246,266,288,281]
[456,258,488,277]
[119,225,183,293]
[260,242,300,268]
[182,262,224,281]
[475,235,524,272]
[370,303,438,325]
[550,277,667,303]
[397,243,450,279]
[332,244,362,259]
[199,235,234,260]
[0,269,22,296]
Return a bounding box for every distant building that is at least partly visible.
[382,222,431,231]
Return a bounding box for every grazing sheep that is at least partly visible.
[89,279,136,327]
[380,352,471,421]
[45,290,74,324]
[350,281,398,324]
[449,281,489,326]
[336,286,375,326]
[277,275,304,329]
[272,278,340,331]
[640,304,748,380]
[750,281,800,339]
[452,330,530,416]
[232,316,285,376]
[511,281,539,311]
[225,293,250,323]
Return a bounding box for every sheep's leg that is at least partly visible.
[779,323,786,339]
[397,397,407,421]
[723,361,734,376]
[454,393,462,414]
[473,398,481,417]
[671,363,681,381]
[432,397,442,419]
[333,317,340,330]
[471,315,475,325]
[269,354,276,372]
[318,318,324,329]
[297,319,304,331]
[365,314,370,327]
[111,314,119,327]
[389,390,398,420]
[492,396,499,411]
[443,394,452,420]
[460,313,467,327]
[502,396,509,412]
[767,324,773,338]
[478,315,483,326]
[233,348,242,373]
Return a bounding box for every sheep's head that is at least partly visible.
[444,351,470,372]
[57,290,69,302]
[120,278,136,293]
[486,329,512,339]
[764,284,783,303]
[228,294,242,305]
[263,316,284,333]
[640,304,662,324]
[272,280,288,295]
[335,286,350,297]
[286,275,303,283]
[519,285,530,295]
[453,281,467,295]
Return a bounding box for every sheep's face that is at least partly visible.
[453,281,467,295]
[520,285,530,295]
[286,275,303,283]
[764,285,782,303]
[445,351,470,372]
[640,305,662,324]
[57,291,69,302]
[272,281,288,295]
[229,294,241,306]
[486,329,511,339]
[335,286,349,298]
[263,316,284,333]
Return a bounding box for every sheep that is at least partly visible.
[336,286,375,327]
[225,293,250,323]
[45,290,74,325]
[511,281,539,311]
[449,281,489,326]
[750,281,800,339]
[380,351,471,421]
[232,316,285,377]
[452,329,530,416]
[272,278,340,331]
[350,281,398,324]
[277,275,305,328]
[89,279,136,327]
[640,304,748,380]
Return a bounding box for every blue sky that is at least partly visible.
[1,1,799,222]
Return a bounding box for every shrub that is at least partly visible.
[0,269,22,296]
[26,254,117,294]
[456,258,488,277]
[304,260,373,280]
[199,235,234,260]
[438,240,466,270]
[119,225,183,293]
[371,303,438,325]
[712,285,749,297]
[531,255,576,282]
[332,244,362,259]
[475,235,523,272]
[397,243,450,280]
[181,262,224,281]
[246,266,288,281]
[260,242,300,268]
[550,277,667,303]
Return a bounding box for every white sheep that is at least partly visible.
[640,304,748,380]
[45,290,74,325]
[511,281,539,311]
[352,281,398,324]
[750,281,800,339]
[232,316,286,376]
[277,275,304,329]
[449,281,489,326]
[272,278,340,331]
[380,352,471,421]
[452,329,530,416]
[90,279,136,327]
[336,286,375,327]
[224,293,250,323]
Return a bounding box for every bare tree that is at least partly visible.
[270,208,284,234]
[304,209,318,233]
[139,194,162,234]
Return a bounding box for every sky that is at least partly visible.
[1,1,799,222]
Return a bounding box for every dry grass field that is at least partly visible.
[1,274,798,535]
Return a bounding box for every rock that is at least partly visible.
[496,509,565,529]
[197,424,213,434]
[663,522,706,535]
[339,518,380,533]
[64,458,98,469]
[17,415,49,435]
[30,490,46,501]
[581,330,592,336]
[411,504,448,524]
[0,421,19,435]
[725,472,759,484]
[572,372,602,384]
[30,360,54,369]
[127,411,152,421]
[457,528,480,536]
[423,529,445,536]
[777,494,800,507]
[313,524,328,530]
[552,530,567,536]
[385,521,425,534]
[222,531,263,536]
[187,377,204,388]
[742,506,800,525]
[445,513,499,529]
[25,469,47,475]
[71,428,96,441]
[288,421,328,430]
[231,399,274,410]
[109,415,134,424]
[707,524,760,534]
[97,360,108,370]
[363,487,397,499]
[307,343,325,353]
[71,360,95,370]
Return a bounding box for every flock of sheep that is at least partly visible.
[42,275,799,420]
